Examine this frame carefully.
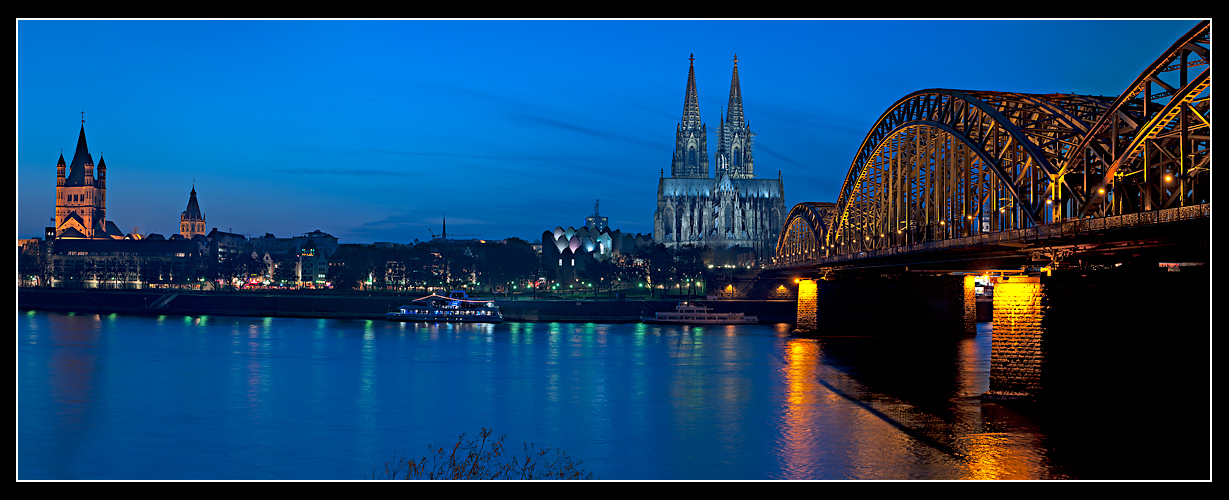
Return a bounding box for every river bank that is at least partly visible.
[16,288,798,323]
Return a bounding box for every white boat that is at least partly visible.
[641,301,757,324]
[385,290,503,323]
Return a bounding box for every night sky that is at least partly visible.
[16,19,1201,245]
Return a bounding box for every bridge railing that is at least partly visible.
[770,204,1208,269]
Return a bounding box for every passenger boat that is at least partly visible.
[641,301,758,324]
[385,290,503,323]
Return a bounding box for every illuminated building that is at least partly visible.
[654,54,786,260]
[53,119,124,240]
[47,238,205,288]
[542,202,652,279]
[179,184,206,239]
[249,230,339,286]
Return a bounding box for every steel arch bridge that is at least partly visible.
[774,21,1210,266]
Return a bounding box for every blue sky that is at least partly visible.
[16,19,1202,244]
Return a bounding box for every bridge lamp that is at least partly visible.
[1165,174,1174,182]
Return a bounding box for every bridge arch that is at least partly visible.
[828,89,1111,254]
[1060,20,1210,217]
[772,21,1210,265]
[775,202,835,265]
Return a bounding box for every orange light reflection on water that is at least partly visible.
[776,338,827,479]
[775,326,1054,479]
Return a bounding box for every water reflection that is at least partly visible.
[18,312,1204,480]
[44,312,105,475]
[776,338,826,479]
[784,326,1061,479]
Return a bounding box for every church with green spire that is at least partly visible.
[654,54,786,260]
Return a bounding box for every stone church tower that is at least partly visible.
[654,55,786,260]
[180,184,206,239]
[55,119,111,239]
[716,55,754,180]
[670,54,710,180]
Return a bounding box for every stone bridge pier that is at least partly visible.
[794,266,1208,406]
[985,267,1209,405]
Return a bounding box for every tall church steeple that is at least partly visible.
[180,183,206,239]
[717,55,754,180]
[65,122,95,187]
[55,117,107,239]
[654,54,785,261]
[669,53,710,179]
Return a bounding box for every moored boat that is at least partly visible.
[641,301,757,324]
[385,290,503,323]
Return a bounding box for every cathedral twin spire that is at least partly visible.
[655,55,785,260]
[682,54,702,130]
[670,54,709,179]
[670,54,753,180]
[717,54,753,180]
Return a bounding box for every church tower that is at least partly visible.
[669,54,710,179]
[55,118,108,239]
[654,55,785,261]
[716,55,754,180]
[180,184,206,239]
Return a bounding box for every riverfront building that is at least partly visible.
[653,55,786,260]
[247,230,339,287]
[542,201,653,282]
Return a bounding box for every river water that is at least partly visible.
[16,310,1209,480]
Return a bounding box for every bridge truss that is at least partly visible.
[775,21,1210,265]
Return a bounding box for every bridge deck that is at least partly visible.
[770,204,1208,273]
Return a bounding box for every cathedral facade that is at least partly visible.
[654,55,785,259]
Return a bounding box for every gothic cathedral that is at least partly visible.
[654,55,785,259]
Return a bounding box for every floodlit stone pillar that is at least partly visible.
[795,278,817,332]
[986,276,1044,401]
[963,274,977,334]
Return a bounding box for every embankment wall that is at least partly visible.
[17,288,797,323]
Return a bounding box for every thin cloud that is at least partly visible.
[753,144,808,170]
[510,113,662,151]
[276,167,402,176]
[297,147,617,164]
